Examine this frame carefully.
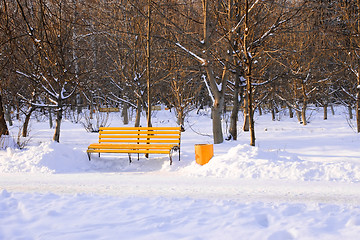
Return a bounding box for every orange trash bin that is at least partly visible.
[195,144,213,165]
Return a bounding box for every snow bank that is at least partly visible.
[182,144,360,183]
[0,141,175,174]
[2,140,360,183]
[0,141,90,173]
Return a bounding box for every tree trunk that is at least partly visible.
[288,105,294,118]
[229,70,241,140]
[89,96,94,120]
[22,107,35,137]
[49,107,53,129]
[296,110,302,123]
[246,73,255,146]
[243,94,249,131]
[271,109,276,121]
[146,13,152,159]
[5,106,12,126]
[227,0,239,141]
[122,103,129,125]
[53,101,63,142]
[271,101,275,121]
[16,99,20,120]
[76,93,82,115]
[229,100,239,141]
[212,102,224,144]
[301,103,307,125]
[323,104,328,120]
[258,104,262,116]
[229,104,239,140]
[134,99,141,127]
[244,0,255,146]
[330,104,335,115]
[202,0,226,144]
[146,0,152,129]
[176,107,185,126]
[0,94,9,136]
[301,80,307,125]
[356,0,360,133]
[357,75,360,132]
[348,105,353,120]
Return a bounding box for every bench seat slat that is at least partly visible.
[88,144,176,149]
[99,130,180,135]
[100,127,181,131]
[99,139,180,143]
[99,135,180,139]
[87,149,170,154]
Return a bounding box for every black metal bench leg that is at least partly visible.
[87,152,91,161]
[169,152,173,165]
[128,153,132,164]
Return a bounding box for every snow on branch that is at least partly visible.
[39,74,59,99]
[61,82,78,100]
[176,43,206,65]
[202,75,215,104]
[254,92,270,109]
[348,67,359,79]
[306,87,318,97]
[133,90,143,100]
[16,70,59,100]
[275,93,301,112]
[17,93,58,108]
[230,0,260,34]
[303,71,311,83]
[108,93,137,108]
[251,76,278,86]
[110,77,124,90]
[16,70,33,79]
[341,87,356,100]
[82,92,91,103]
[27,103,58,108]
[47,97,58,105]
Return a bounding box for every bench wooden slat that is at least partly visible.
[99,127,181,131]
[87,126,181,165]
[87,149,170,154]
[99,135,180,139]
[88,144,176,149]
[99,130,180,135]
[99,139,180,143]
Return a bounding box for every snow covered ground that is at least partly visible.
[1,106,360,239]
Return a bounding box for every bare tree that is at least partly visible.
[15,0,85,142]
[331,0,360,132]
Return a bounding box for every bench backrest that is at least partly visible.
[98,127,181,145]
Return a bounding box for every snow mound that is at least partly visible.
[0,141,89,173]
[182,144,360,182]
[2,140,360,183]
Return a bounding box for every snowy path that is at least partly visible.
[2,173,360,205]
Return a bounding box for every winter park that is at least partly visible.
[2,0,360,240]
[1,106,360,240]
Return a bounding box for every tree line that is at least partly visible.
[0,0,359,145]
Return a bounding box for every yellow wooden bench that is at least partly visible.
[87,127,181,165]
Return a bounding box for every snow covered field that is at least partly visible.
[1,107,360,239]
